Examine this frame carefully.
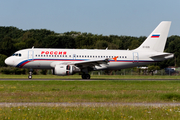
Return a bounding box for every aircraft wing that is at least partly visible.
[73,59,109,68]
[50,58,109,68]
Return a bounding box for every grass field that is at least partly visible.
[0,79,179,103]
[0,75,180,119]
[1,106,180,120]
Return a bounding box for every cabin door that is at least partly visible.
[133,52,139,63]
[28,50,34,61]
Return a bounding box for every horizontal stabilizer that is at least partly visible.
[150,53,174,58]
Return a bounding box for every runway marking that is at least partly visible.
[0,103,180,107]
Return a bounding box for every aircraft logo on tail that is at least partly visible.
[151,34,160,38]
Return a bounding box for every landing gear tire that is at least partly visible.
[28,75,32,79]
[28,69,33,79]
[81,74,90,79]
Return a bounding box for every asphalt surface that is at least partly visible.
[0,78,180,81]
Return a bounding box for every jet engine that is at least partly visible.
[53,65,80,75]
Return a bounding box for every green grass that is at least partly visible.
[1,106,180,120]
[0,76,180,119]
[0,80,180,103]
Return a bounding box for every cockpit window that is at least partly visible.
[12,53,22,57]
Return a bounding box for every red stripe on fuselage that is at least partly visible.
[19,61,31,68]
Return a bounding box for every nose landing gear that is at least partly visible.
[28,69,33,79]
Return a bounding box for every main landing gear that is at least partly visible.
[28,69,33,79]
[81,74,90,79]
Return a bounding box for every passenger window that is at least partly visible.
[57,55,59,57]
[19,54,21,57]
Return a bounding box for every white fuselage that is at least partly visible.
[5,48,173,70]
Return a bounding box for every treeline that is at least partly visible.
[0,26,179,68]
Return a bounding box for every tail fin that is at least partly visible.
[135,21,171,52]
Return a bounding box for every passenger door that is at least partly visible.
[28,50,34,61]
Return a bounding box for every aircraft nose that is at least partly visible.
[5,57,15,66]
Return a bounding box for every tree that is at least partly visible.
[129,39,140,50]
[148,65,160,75]
[0,54,7,67]
[95,40,109,49]
[0,37,15,56]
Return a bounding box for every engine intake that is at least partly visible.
[53,65,79,75]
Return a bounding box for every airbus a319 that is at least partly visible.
[5,21,174,79]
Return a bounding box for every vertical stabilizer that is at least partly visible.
[135,21,171,52]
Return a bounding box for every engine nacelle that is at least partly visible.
[53,65,79,76]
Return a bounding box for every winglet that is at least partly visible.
[112,56,118,61]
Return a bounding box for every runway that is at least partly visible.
[1,102,180,107]
[0,78,180,81]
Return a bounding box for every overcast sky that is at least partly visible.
[0,0,179,37]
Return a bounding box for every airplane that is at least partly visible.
[5,21,174,79]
